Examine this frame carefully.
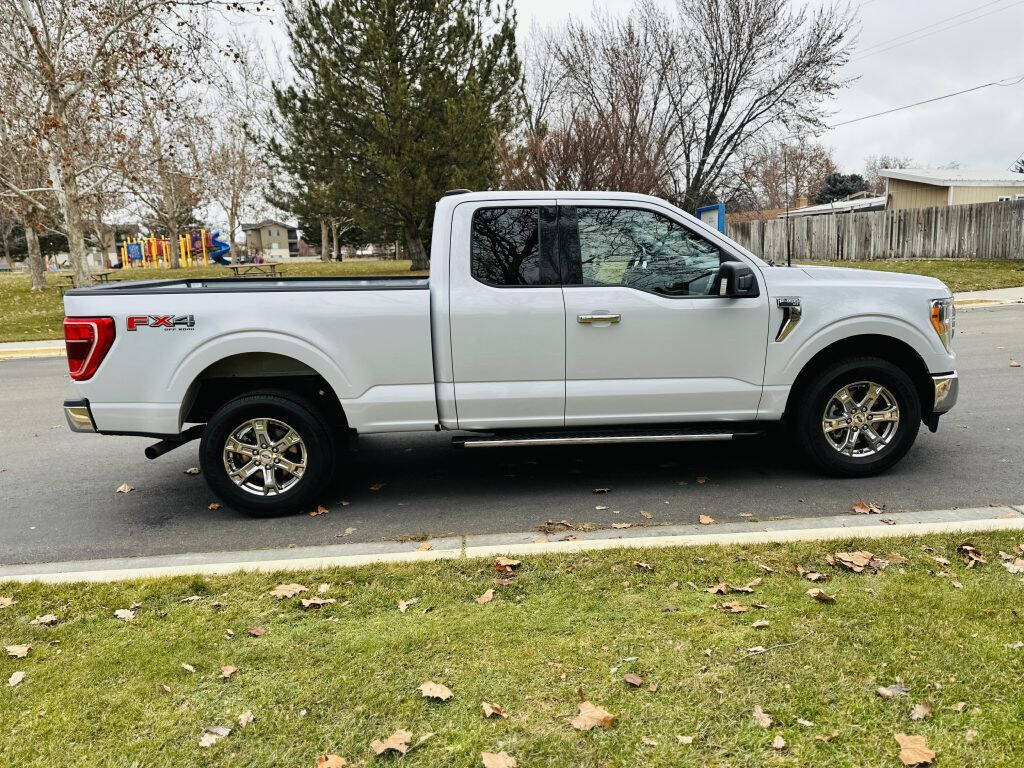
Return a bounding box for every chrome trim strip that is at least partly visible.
[461,432,746,448]
[64,404,96,433]
[932,372,959,414]
[774,297,802,342]
[577,313,622,324]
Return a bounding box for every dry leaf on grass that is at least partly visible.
[184,467,201,475]
[207,502,221,510]
[157,683,171,694]
[181,663,195,673]
[115,483,134,494]
[271,583,308,600]
[397,597,420,613]
[474,589,495,605]
[5,644,30,658]
[570,701,616,731]
[753,705,773,728]
[8,671,25,687]
[772,735,787,750]
[798,565,827,582]
[114,608,135,621]
[199,725,231,748]
[707,581,729,594]
[481,751,517,768]
[720,601,749,613]
[623,672,643,687]
[30,614,57,626]
[910,702,933,720]
[301,597,336,610]
[219,665,237,679]
[370,729,413,755]
[796,718,815,727]
[852,500,883,514]
[677,735,695,744]
[246,626,267,637]
[1003,558,1024,574]
[807,588,836,603]
[957,543,986,567]
[895,733,936,766]
[699,515,714,525]
[419,681,453,701]
[752,619,770,629]
[494,557,522,572]
[0,596,15,609]
[316,756,347,768]
[634,561,653,571]
[832,551,874,572]
[481,702,508,718]
[877,683,910,699]
[180,595,202,604]
[237,711,255,728]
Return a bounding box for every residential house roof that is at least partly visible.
[241,219,296,231]
[879,168,1024,187]
[779,194,886,218]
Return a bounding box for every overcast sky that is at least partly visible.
[514,0,1024,174]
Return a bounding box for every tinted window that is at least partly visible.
[574,207,725,297]
[471,207,546,286]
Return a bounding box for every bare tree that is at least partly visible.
[864,154,914,195]
[738,138,837,211]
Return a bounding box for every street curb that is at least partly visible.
[0,347,65,360]
[3,505,1022,584]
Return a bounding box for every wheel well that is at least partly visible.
[181,353,347,429]
[784,335,933,421]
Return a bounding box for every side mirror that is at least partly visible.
[717,261,760,298]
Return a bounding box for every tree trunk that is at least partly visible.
[23,220,46,292]
[403,221,429,271]
[320,219,329,261]
[330,220,340,261]
[227,213,237,252]
[47,122,92,287]
[168,229,182,269]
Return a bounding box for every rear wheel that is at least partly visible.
[796,357,920,476]
[200,391,334,516]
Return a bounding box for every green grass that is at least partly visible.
[0,261,426,343]
[798,258,1024,292]
[3,532,1024,766]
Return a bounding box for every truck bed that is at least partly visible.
[66,275,429,295]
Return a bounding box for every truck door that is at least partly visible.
[558,201,769,425]
[448,201,565,430]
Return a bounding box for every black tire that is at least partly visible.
[200,390,334,516]
[795,356,921,477]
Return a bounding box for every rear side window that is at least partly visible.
[471,206,558,286]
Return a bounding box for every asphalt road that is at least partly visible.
[2,304,1023,567]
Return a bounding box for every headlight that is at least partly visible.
[929,297,955,350]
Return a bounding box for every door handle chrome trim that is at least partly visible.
[577,313,621,324]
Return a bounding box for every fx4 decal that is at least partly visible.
[127,314,196,331]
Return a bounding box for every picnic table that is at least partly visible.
[226,262,284,278]
[56,269,117,295]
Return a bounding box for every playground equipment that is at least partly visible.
[121,230,231,268]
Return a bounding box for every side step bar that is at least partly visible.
[453,427,767,449]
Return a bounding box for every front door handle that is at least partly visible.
[577,313,621,324]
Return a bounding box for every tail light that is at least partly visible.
[64,317,115,381]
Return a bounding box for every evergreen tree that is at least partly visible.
[815,172,869,205]
[271,0,522,270]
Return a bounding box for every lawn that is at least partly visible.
[0,260,426,343]
[797,258,1024,292]
[3,532,1024,767]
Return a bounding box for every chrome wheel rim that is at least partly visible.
[222,418,307,496]
[822,381,900,458]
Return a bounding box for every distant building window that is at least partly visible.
[272,242,280,250]
[997,196,1012,202]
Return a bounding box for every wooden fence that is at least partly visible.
[726,198,1024,262]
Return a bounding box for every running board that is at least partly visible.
[453,427,766,449]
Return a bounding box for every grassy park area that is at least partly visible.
[1,258,1022,343]
[3,531,1024,766]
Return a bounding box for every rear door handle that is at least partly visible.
[577,313,621,324]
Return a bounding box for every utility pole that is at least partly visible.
[782,141,792,267]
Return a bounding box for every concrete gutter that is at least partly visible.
[3,504,1022,584]
[0,340,65,360]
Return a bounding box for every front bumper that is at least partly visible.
[64,399,97,433]
[932,372,959,414]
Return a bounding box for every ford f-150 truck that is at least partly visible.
[62,190,958,514]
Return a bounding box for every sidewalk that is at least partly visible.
[954,285,1024,307]
[0,339,65,360]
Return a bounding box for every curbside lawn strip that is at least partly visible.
[3,531,1024,767]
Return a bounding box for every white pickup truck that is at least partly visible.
[62,191,958,514]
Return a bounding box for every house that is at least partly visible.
[241,219,299,259]
[778,190,886,219]
[879,168,1024,211]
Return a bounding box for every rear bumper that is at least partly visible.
[63,399,97,433]
[932,372,959,414]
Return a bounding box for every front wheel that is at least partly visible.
[796,357,921,477]
[200,391,334,516]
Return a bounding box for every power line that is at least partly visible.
[855,0,1009,56]
[851,0,1024,62]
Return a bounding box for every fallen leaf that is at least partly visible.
[747,646,767,655]
[115,483,134,494]
[887,553,909,565]
[199,725,231,748]
[910,702,933,721]
[1003,558,1024,574]
[611,522,632,529]
[661,604,679,612]
[419,680,453,701]
[5,644,30,658]
[316,756,347,768]
[706,581,730,594]
[301,597,336,610]
[481,701,508,718]
[816,730,840,742]
[623,672,643,687]
[398,597,420,613]
[180,595,202,603]
[416,541,432,551]
[833,551,874,572]
[895,733,936,766]
[798,565,827,582]
[271,583,308,599]
[720,601,749,613]
[797,718,815,727]
[753,705,773,728]
[0,596,15,609]
[237,711,254,728]
[1011,358,1021,368]
[494,557,522,572]
[474,588,495,605]
[595,505,608,510]
[369,482,385,491]
[219,665,237,679]
[157,683,171,694]
[1005,640,1024,650]
[114,608,135,621]
[29,614,57,626]
[677,735,695,744]
[592,487,611,494]
[184,467,201,475]
[772,734,787,750]
[208,502,222,510]
[807,588,836,603]
[877,683,910,699]
[957,542,986,567]
[481,751,517,768]
[639,510,653,519]
[309,505,329,516]
[570,701,616,731]
[533,535,549,542]
[696,476,708,484]
[699,514,714,525]
[964,729,977,743]
[370,729,412,755]
[8,670,25,687]
[247,626,267,637]
[181,663,195,673]
[634,561,653,571]
[852,500,883,514]
[642,736,658,746]
[752,619,770,629]
[648,682,658,692]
